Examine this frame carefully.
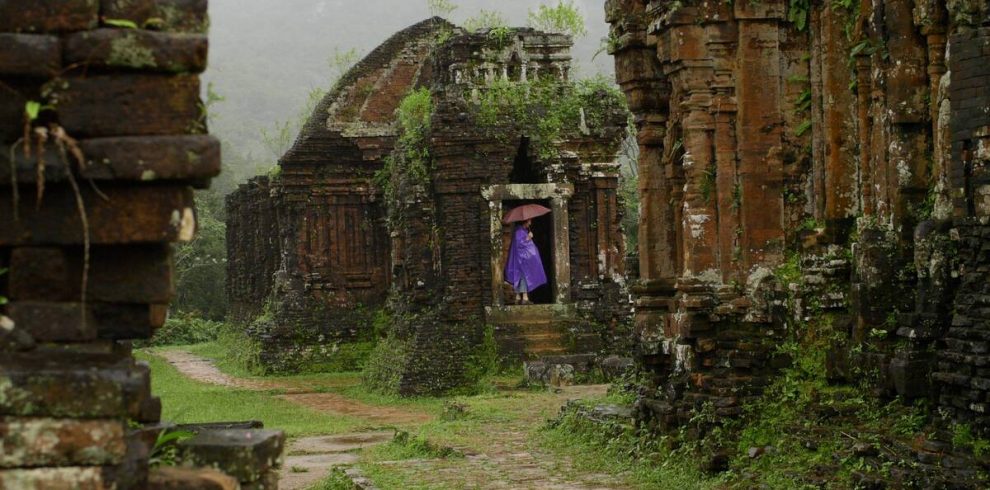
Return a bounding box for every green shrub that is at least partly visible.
[212,320,265,376]
[528,1,587,38]
[143,313,222,347]
[362,334,413,394]
[298,341,376,374]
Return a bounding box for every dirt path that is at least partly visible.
[159,349,627,489]
[158,349,431,426]
[370,384,629,490]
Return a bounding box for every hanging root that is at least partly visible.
[52,125,90,329]
[33,126,48,209]
[8,138,22,222]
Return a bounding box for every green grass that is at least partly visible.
[137,351,368,437]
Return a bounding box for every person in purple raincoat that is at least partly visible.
[504,219,547,304]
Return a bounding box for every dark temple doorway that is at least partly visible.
[503,198,556,305]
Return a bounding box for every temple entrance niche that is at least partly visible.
[484,183,573,307]
[501,198,555,304]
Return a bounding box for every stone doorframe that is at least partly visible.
[482,183,574,306]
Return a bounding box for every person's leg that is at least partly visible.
[518,277,529,304]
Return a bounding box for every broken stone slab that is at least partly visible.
[0,418,127,468]
[178,421,266,432]
[600,355,635,379]
[0,33,60,76]
[178,429,285,484]
[525,361,575,387]
[64,29,208,73]
[148,467,239,490]
[0,0,99,33]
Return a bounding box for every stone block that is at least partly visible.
[55,74,201,138]
[0,0,99,33]
[80,135,221,181]
[1,135,221,186]
[0,467,107,489]
[101,0,209,33]
[0,418,126,468]
[178,429,285,484]
[64,29,208,73]
[0,184,195,246]
[5,301,164,342]
[0,357,149,418]
[5,302,98,342]
[7,247,74,302]
[0,78,29,144]
[148,467,239,490]
[0,34,60,76]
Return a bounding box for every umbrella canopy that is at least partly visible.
[503,204,551,224]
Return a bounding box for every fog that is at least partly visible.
[202,0,613,174]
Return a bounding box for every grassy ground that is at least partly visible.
[137,350,370,437]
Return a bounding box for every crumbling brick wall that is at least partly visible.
[0,1,277,488]
[385,28,631,395]
[607,0,990,436]
[226,18,446,372]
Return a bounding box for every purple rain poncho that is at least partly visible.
[505,225,547,293]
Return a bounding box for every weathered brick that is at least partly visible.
[7,248,74,302]
[0,418,126,468]
[0,79,29,144]
[0,184,195,246]
[80,135,221,181]
[8,245,174,304]
[0,356,149,418]
[5,302,97,342]
[55,74,202,138]
[100,0,209,33]
[64,29,208,73]
[0,0,99,33]
[2,136,220,187]
[0,34,60,77]
[0,467,107,490]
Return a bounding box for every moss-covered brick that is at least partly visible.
[0,0,99,33]
[0,467,107,489]
[0,418,126,468]
[64,29,208,73]
[0,358,151,419]
[101,0,209,33]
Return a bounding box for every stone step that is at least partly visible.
[485,304,577,324]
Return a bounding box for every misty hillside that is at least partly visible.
[203,0,613,179]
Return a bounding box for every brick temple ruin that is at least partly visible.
[606,0,990,481]
[226,18,632,390]
[0,1,283,488]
